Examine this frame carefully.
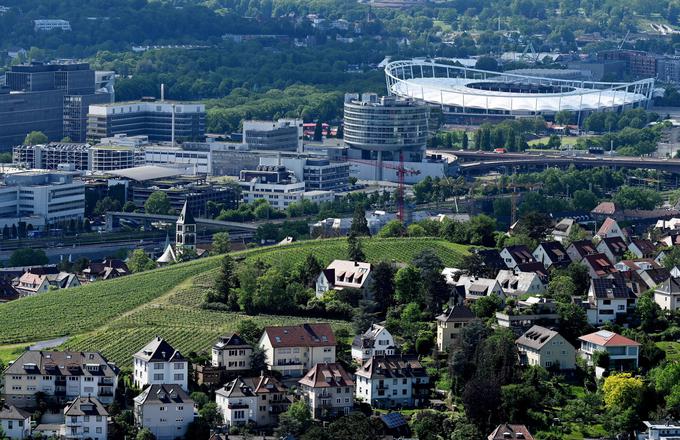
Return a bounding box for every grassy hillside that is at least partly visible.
[0,237,470,367]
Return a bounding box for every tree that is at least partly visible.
[327,412,381,440]
[475,56,499,71]
[602,373,645,410]
[462,132,469,150]
[199,402,222,428]
[349,205,370,236]
[407,223,427,236]
[546,275,577,302]
[94,196,121,216]
[556,302,590,346]
[144,191,171,215]
[394,266,423,305]
[277,401,312,437]
[377,220,405,238]
[211,255,239,305]
[2,225,9,240]
[313,120,323,141]
[296,253,323,288]
[613,186,662,210]
[347,233,366,262]
[555,110,573,126]
[369,261,396,314]
[662,245,680,269]
[127,249,156,273]
[412,249,449,312]
[467,214,497,246]
[253,268,292,313]
[23,131,48,146]
[470,294,502,318]
[236,319,264,345]
[211,231,230,254]
[135,428,156,440]
[572,189,598,211]
[8,248,48,266]
[410,410,447,440]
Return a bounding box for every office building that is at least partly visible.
[597,50,658,79]
[657,57,680,84]
[87,100,205,143]
[90,144,144,172]
[144,144,211,174]
[242,119,303,151]
[0,62,112,147]
[210,143,259,176]
[0,171,85,229]
[239,165,333,210]
[259,155,350,191]
[13,143,90,170]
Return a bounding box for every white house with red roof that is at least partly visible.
[595,217,627,242]
[258,323,336,377]
[578,330,640,374]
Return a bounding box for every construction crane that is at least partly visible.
[345,150,421,222]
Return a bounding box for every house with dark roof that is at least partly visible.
[63,396,108,440]
[533,241,571,269]
[133,337,189,391]
[0,403,31,439]
[351,324,396,364]
[488,424,535,440]
[474,248,507,274]
[578,330,640,373]
[515,325,575,370]
[500,245,535,269]
[215,373,289,428]
[81,259,130,282]
[3,351,119,408]
[586,275,637,325]
[515,262,549,282]
[211,333,253,372]
[596,236,629,263]
[133,384,195,440]
[435,304,476,352]
[655,276,680,311]
[258,323,336,377]
[566,239,598,263]
[315,260,372,298]
[298,363,354,419]
[581,253,618,278]
[0,279,20,303]
[628,238,657,259]
[355,355,430,408]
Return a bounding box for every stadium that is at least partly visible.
[384,59,655,124]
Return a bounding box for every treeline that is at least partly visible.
[472,118,546,151]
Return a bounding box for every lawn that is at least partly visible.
[657,341,680,362]
[0,237,470,367]
[527,136,582,146]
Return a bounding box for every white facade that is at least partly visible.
[640,421,680,440]
[34,19,71,31]
[133,385,194,440]
[239,180,333,210]
[88,101,205,117]
[351,325,395,364]
[132,338,189,391]
[144,145,211,174]
[654,278,680,311]
[0,406,31,440]
[211,334,252,371]
[495,270,545,298]
[354,357,429,408]
[63,398,108,440]
[90,145,145,172]
[216,392,257,427]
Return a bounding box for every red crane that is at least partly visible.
[345,151,421,221]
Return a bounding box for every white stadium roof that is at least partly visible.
[385,59,654,114]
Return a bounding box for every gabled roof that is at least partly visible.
[474,248,506,268]
[630,238,656,256]
[352,324,392,350]
[596,217,622,237]
[64,396,108,417]
[496,270,543,293]
[4,351,118,377]
[536,241,568,262]
[592,202,616,215]
[488,424,535,440]
[655,276,680,295]
[0,404,31,421]
[214,333,252,350]
[298,363,353,388]
[516,325,565,351]
[262,323,335,348]
[600,236,628,256]
[436,304,475,322]
[568,239,598,258]
[578,330,640,347]
[134,384,192,405]
[583,253,617,276]
[217,374,287,399]
[216,376,256,398]
[355,355,427,380]
[590,275,635,299]
[515,262,549,280]
[323,260,372,289]
[134,336,186,363]
[503,245,535,263]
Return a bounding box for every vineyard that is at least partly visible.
[0,237,470,366]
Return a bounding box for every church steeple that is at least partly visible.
[176,201,196,250]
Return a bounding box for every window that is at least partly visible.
[154,374,164,381]
[160,406,166,411]
[96,427,102,434]
[84,416,90,422]
[96,416,102,422]
[177,406,184,411]
[84,427,90,433]
[174,362,184,369]
[154,363,164,370]
[174,374,184,381]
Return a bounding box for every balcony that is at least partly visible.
[227,403,250,410]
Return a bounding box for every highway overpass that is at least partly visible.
[433,150,680,175]
[105,211,259,235]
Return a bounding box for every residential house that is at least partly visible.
[14,272,50,295]
[586,275,637,325]
[566,239,598,263]
[355,355,429,408]
[315,260,372,298]
[515,325,576,370]
[211,333,252,372]
[596,236,628,263]
[215,373,289,428]
[628,238,657,259]
[578,330,640,371]
[581,253,618,278]
[500,245,535,269]
[595,217,627,241]
[435,304,476,352]
[496,297,560,333]
[2,351,118,408]
[298,363,354,419]
[533,241,571,269]
[515,262,549,283]
[455,275,504,302]
[639,420,680,440]
[81,259,130,282]
[45,272,81,289]
[488,424,535,440]
[441,267,464,285]
[591,202,618,221]
[133,384,195,440]
[659,231,680,248]
[655,276,680,311]
[474,249,507,274]
[133,337,189,391]
[258,323,336,377]
[63,396,108,440]
[551,218,576,243]
[0,404,31,439]
[0,279,20,303]
[495,269,546,298]
[615,259,670,290]
[351,324,396,364]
